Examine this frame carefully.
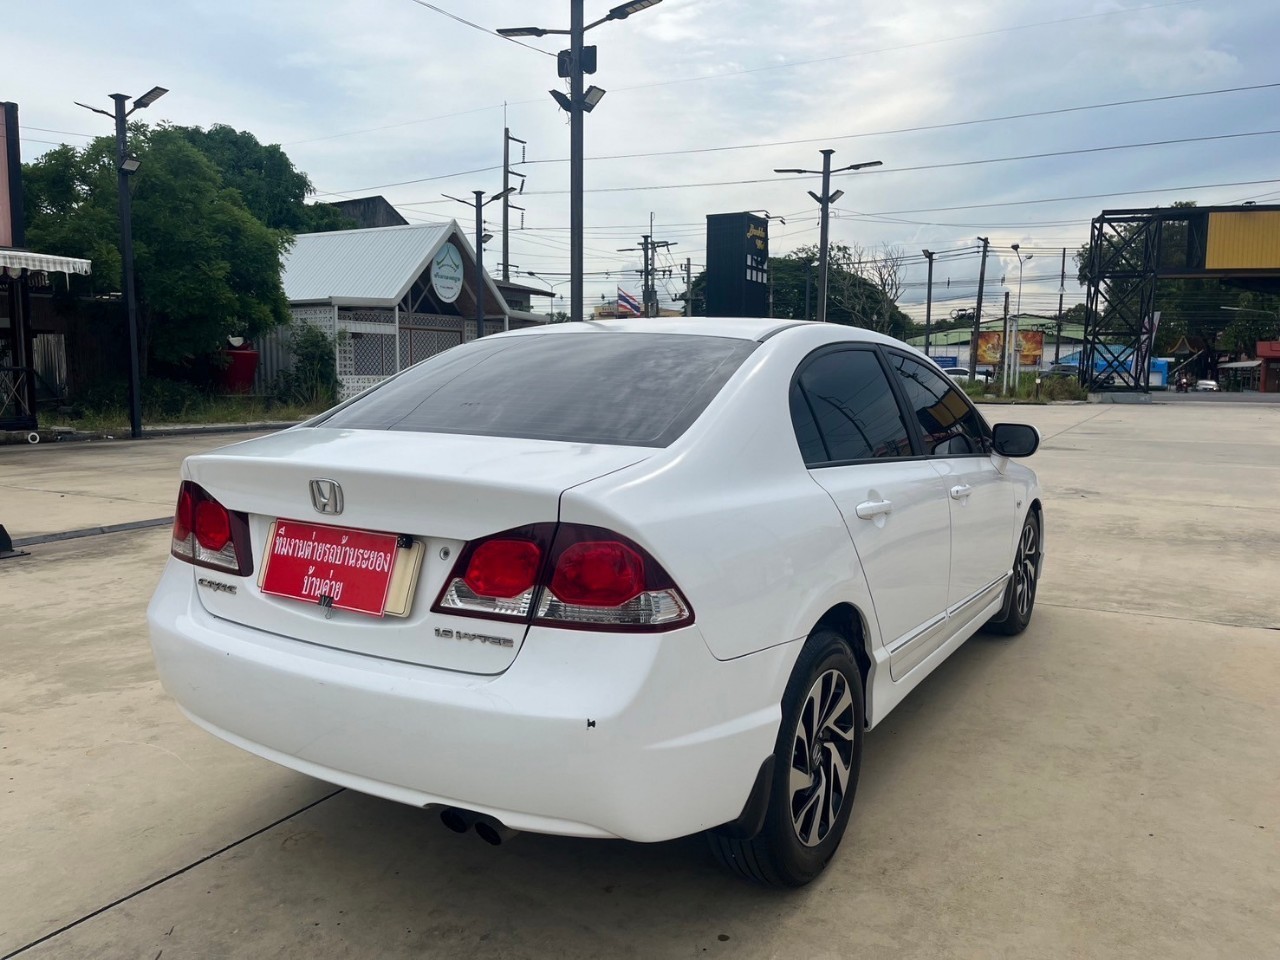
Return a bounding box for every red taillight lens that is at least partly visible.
[194,500,231,551]
[173,486,195,542]
[464,539,542,599]
[169,481,252,576]
[435,522,693,631]
[550,541,644,606]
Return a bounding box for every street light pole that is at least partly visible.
[499,1,665,324]
[922,249,935,355]
[76,85,167,439]
[775,150,882,324]
[111,94,143,440]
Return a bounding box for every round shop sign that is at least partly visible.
[431,242,464,304]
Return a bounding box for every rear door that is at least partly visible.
[885,351,1014,622]
[791,346,953,680]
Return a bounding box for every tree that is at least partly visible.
[171,124,351,233]
[23,125,292,374]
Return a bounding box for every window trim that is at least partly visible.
[789,343,925,469]
[880,346,995,460]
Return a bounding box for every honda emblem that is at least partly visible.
[309,479,343,515]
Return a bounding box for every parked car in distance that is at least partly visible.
[1043,363,1080,379]
[148,318,1044,888]
[1193,379,1220,392]
[946,366,991,385]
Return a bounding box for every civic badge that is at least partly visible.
[309,478,343,515]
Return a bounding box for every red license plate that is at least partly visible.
[261,520,400,617]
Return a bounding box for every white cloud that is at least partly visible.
[7,0,1277,316]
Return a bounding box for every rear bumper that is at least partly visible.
[147,560,797,841]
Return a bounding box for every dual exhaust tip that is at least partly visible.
[439,806,518,846]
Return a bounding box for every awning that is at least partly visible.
[1219,359,1262,369]
[0,249,93,276]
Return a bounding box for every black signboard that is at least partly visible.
[706,212,768,317]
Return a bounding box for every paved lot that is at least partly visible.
[2,404,1278,960]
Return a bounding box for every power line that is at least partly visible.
[404,0,555,57]
[516,81,1280,168]
[519,129,1280,196]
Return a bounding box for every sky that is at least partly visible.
[9,0,1280,321]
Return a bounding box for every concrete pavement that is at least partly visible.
[1,405,1278,959]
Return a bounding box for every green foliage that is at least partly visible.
[274,324,338,408]
[23,125,293,373]
[170,124,353,233]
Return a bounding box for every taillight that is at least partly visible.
[434,523,692,631]
[435,524,554,622]
[170,481,253,575]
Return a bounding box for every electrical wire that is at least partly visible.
[405,0,555,58]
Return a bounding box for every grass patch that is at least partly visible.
[52,395,329,434]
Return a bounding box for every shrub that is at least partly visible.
[274,324,338,408]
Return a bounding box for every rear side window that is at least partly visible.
[888,353,990,456]
[793,349,913,464]
[316,333,756,447]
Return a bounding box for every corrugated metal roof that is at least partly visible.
[281,221,506,310]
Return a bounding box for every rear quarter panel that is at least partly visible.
[561,326,884,662]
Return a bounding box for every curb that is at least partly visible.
[12,517,174,548]
[2,421,299,445]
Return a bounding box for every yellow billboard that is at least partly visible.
[1206,212,1280,270]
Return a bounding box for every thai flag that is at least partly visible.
[617,287,642,317]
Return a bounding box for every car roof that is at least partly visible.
[497,317,899,344]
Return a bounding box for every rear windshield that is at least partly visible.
[315,332,757,447]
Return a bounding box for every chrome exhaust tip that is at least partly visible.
[474,816,518,846]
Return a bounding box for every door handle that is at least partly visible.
[855,499,893,520]
[950,484,972,500]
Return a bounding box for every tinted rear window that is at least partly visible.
[316,332,756,447]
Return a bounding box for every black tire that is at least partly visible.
[985,510,1041,636]
[708,629,864,887]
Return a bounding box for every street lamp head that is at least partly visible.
[583,86,607,112]
[836,160,883,173]
[774,168,811,175]
[828,189,845,204]
[607,0,663,21]
[549,89,573,113]
[497,26,548,37]
[133,86,169,109]
[1011,243,1020,252]
[119,155,142,175]
[482,233,494,244]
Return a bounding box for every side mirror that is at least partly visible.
[991,423,1040,458]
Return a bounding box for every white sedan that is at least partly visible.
[149,318,1044,887]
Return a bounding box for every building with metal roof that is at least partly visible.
[272,221,542,400]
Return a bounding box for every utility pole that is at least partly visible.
[617,232,674,318]
[684,257,692,317]
[1056,247,1067,363]
[775,149,882,323]
[815,150,834,323]
[805,262,812,321]
[642,234,651,317]
[922,249,935,356]
[1002,290,1012,393]
[501,127,526,282]
[969,237,990,375]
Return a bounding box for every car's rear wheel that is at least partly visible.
[708,629,864,886]
[985,511,1040,636]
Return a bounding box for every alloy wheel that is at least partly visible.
[1013,520,1038,618]
[789,668,856,847]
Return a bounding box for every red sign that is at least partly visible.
[261,520,399,617]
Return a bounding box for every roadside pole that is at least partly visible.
[970,237,990,374]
